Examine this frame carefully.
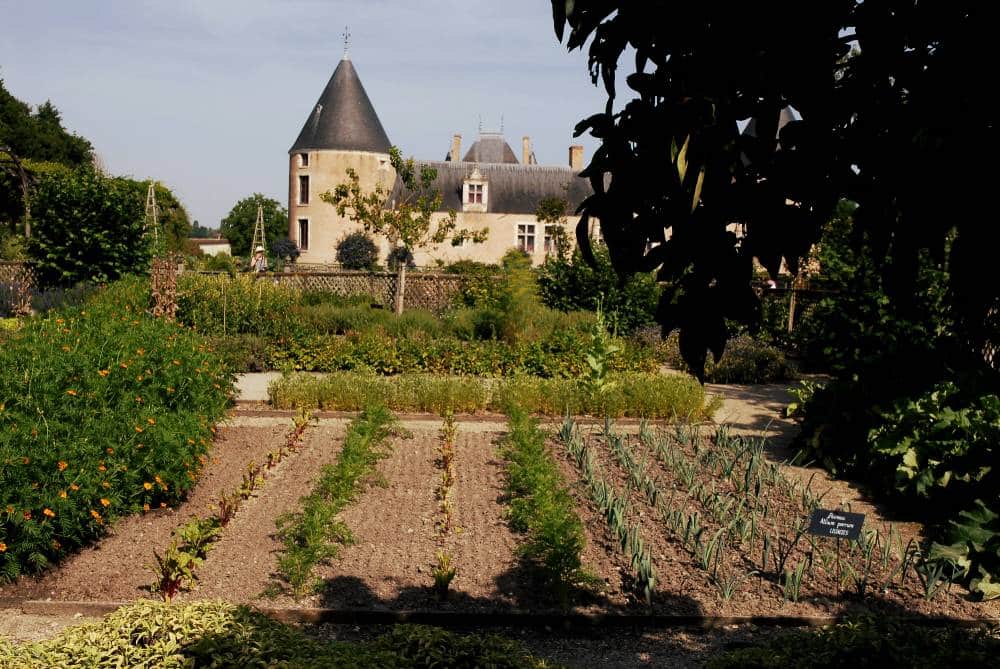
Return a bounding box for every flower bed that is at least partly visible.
[0,282,232,581]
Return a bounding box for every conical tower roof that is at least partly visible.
[290,57,391,154]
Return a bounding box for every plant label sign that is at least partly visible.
[808,509,865,540]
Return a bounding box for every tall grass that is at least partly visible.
[268,372,716,420]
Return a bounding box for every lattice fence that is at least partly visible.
[0,261,33,316]
[261,271,465,312]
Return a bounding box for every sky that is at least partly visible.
[0,0,610,229]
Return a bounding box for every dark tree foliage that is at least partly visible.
[552,2,995,380]
[271,236,301,262]
[335,231,378,270]
[0,81,93,166]
[220,194,287,258]
[27,169,148,288]
[386,246,415,271]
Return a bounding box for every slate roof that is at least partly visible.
[290,58,391,154]
[392,162,592,215]
[461,133,519,164]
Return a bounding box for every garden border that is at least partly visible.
[10,600,997,631]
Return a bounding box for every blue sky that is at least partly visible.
[0,1,607,228]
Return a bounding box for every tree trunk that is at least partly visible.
[394,261,407,315]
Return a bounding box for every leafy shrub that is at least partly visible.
[658,332,791,384]
[0,281,232,581]
[500,406,588,601]
[0,599,554,668]
[176,273,299,337]
[706,616,1000,669]
[387,246,415,271]
[444,259,502,308]
[192,252,239,276]
[269,371,715,420]
[336,231,379,270]
[930,500,1000,600]
[536,244,660,333]
[27,169,149,288]
[270,236,300,262]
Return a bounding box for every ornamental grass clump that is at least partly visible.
[0,279,232,582]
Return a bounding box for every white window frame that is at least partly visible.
[517,223,536,253]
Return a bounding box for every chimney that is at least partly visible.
[522,136,532,165]
[569,145,584,171]
[450,134,462,162]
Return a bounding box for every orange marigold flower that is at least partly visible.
[0,542,6,552]
[23,510,31,520]
[154,475,163,484]
[61,345,71,352]
[143,503,150,512]
[135,426,144,433]
[5,505,13,514]
[147,418,156,426]
[172,359,181,366]
[102,481,110,489]
[90,510,103,524]
[120,362,129,369]
[167,387,175,393]
[100,498,110,507]
[136,375,143,382]
[66,389,78,396]
[98,465,107,472]
[135,396,143,403]
[136,348,145,356]
[57,461,68,471]
[70,483,79,491]
[43,508,55,518]
[55,318,64,325]
[59,490,67,499]
[98,369,109,377]
[22,457,29,464]
[143,482,153,490]
[106,448,114,454]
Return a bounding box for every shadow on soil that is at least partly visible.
[314,571,703,622]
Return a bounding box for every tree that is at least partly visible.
[323,147,487,314]
[219,194,287,259]
[270,236,300,263]
[551,2,994,380]
[336,231,378,270]
[27,168,149,288]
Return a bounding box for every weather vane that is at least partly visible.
[343,26,351,58]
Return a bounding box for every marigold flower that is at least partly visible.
[98,369,109,377]
[59,490,67,499]
[187,439,196,445]
[43,508,55,518]
[70,483,79,491]
[102,481,110,489]
[106,448,114,454]
[98,464,107,472]
[90,510,103,524]
[58,461,68,471]
[143,503,150,512]
[154,475,163,484]
[143,482,153,490]
[136,375,143,382]
[120,362,129,369]
[0,542,6,552]
[6,505,14,514]
[167,387,175,393]
[100,498,110,507]
[61,345,70,352]
[135,426,144,433]
[22,457,29,465]
[136,348,145,356]
[135,396,143,403]
[23,511,31,520]
[66,389,77,396]
[172,360,181,366]
[147,418,156,426]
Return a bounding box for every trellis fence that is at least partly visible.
[256,270,464,313]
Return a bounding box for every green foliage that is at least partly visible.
[0,599,556,668]
[336,231,378,270]
[0,279,232,582]
[27,169,149,288]
[537,244,660,333]
[659,333,791,384]
[148,540,201,602]
[500,406,588,602]
[444,259,502,308]
[0,82,93,166]
[176,273,300,338]
[270,236,300,262]
[274,406,396,598]
[269,371,715,420]
[219,193,287,258]
[706,616,1000,669]
[144,181,192,254]
[930,500,1000,601]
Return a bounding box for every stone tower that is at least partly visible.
[288,55,392,263]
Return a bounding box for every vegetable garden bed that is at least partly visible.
[1,411,995,624]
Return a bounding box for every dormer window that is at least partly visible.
[462,168,487,213]
[468,183,483,204]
